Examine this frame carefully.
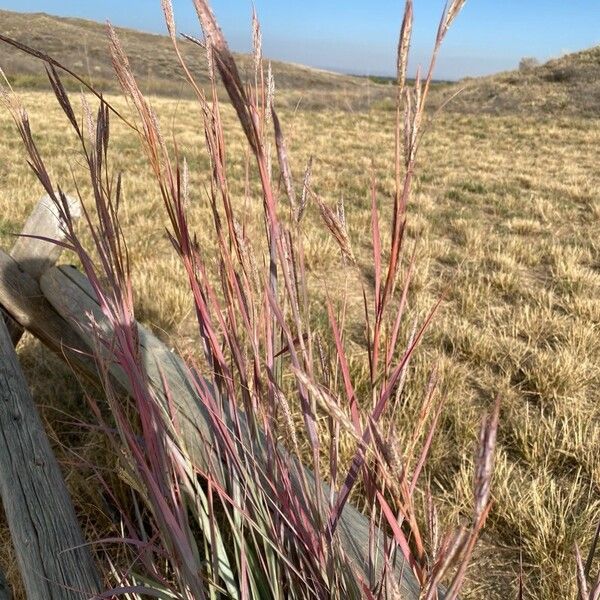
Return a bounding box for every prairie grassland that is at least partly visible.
[0,91,599,598]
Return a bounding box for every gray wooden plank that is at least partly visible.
[0,314,101,599]
[9,195,80,280]
[0,249,101,381]
[3,194,80,346]
[41,265,423,598]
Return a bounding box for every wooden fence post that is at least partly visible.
[0,196,99,598]
[0,248,101,381]
[0,251,427,598]
[0,315,101,599]
[3,194,80,346]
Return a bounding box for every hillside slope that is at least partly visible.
[445,46,600,117]
[0,9,388,109]
[4,10,598,117]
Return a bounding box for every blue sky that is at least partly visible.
[2,1,600,79]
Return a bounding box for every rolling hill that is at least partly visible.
[1,9,599,117]
[0,9,390,109]
[445,45,600,117]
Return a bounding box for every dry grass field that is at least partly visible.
[0,81,598,598]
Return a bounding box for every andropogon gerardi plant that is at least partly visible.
[1,0,500,598]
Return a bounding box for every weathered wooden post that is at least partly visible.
[3,194,80,345]
[0,195,100,599]
[0,315,101,599]
[0,248,101,378]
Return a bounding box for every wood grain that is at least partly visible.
[0,315,101,599]
[3,194,80,346]
[0,249,100,381]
